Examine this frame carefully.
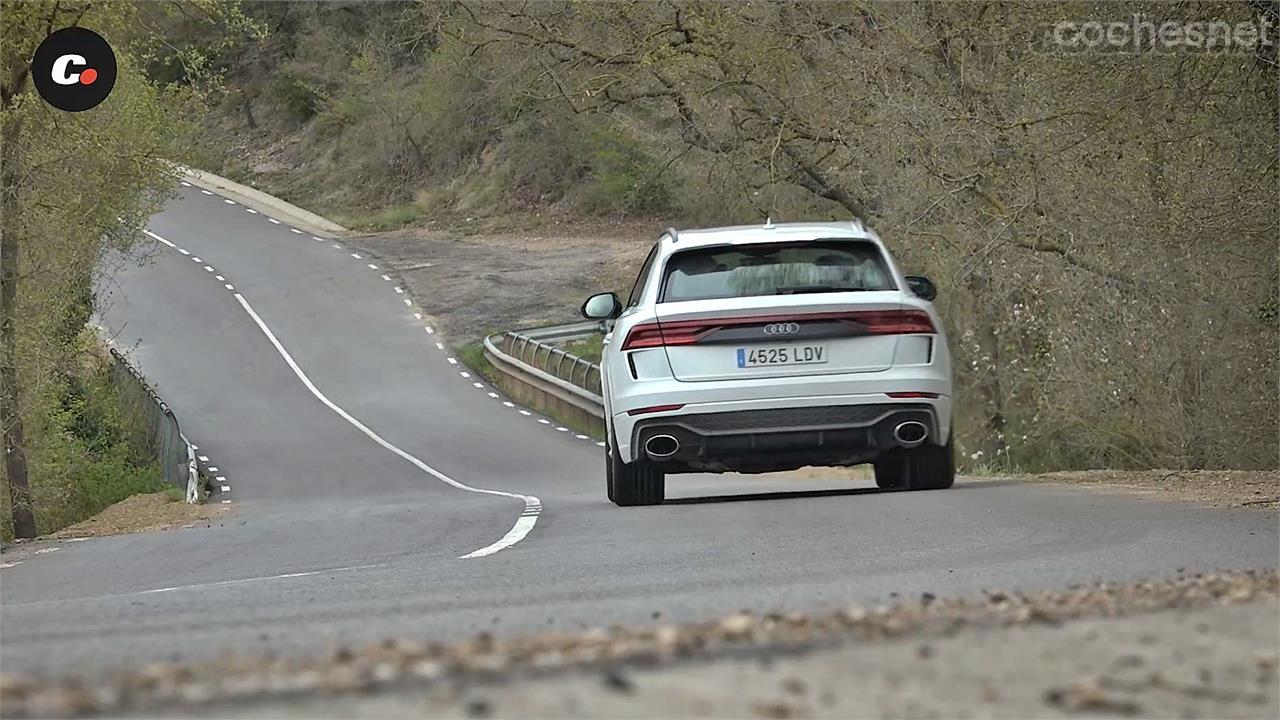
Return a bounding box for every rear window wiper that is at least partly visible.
[774,286,873,295]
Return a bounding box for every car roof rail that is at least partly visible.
[664,226,680,243]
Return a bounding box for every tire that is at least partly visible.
[873,436,955,491]
[607,433,665,506]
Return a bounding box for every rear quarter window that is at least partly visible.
[660,240,896,303]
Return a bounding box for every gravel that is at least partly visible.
[3,570,1275,718]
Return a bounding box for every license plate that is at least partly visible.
[737,345,827,368]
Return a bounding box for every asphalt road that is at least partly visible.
[1,185,1275,678]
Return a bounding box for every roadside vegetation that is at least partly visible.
[190,1,1277,476]
[0,2,255,538]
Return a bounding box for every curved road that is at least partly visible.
[2,185,1275,676]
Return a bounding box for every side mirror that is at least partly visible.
[904,276,937,302]
[581,292,623,320]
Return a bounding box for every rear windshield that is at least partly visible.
[660,240,895,303]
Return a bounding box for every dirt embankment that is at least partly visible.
[349,222,652,345]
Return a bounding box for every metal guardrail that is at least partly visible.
[483,320,607,418]
[108,348,201,503]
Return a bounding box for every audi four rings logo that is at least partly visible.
[32,27,117,112]
[763,322,801,336]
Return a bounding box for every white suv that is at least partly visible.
[582,221,954,506]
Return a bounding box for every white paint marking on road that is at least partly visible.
[520,410,532,416]
[0,561,22,569]
[350,252,362,259]
[179,181,191,187]
[503,401,515,408]
[488,392,500,399]
[538,418,551,425]
[268,218,281,224]
[33,547,61,555]
[200,189,213,195]
[232,294,542,560]
[225,284,235,291]
[597,441,607,447]
[435,342,444,350]
[381,274,392,282]
[208,467,219,472]
[403,299,412,307]
[556,427,569,432]
[291,228,303,234]
[368,264,379,270]
[139,563,385,596]
[204,266,214,272]
[216,275,225,281]
[222,499,232,504]
[460,371,471,378]
[413,313,422,320]
[425,326,435,334]
[332,244,342,250]
[223,199,236,205]
[246,208,259,214]
[221,485,231,492]
[314,236,325,242]
[192,257,202,263]
[575,434,589,440]
[215,476,226,482]
[447,357,458,365]
[473,383,484,389]
[177,249,190,256]
[144,230,176,248]
[198,455,209,462]
[394,287,404,294]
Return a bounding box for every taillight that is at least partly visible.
[621,310,934,350]
[887,391,940,399]
[627,404,685,416]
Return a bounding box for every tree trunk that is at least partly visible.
[0,106,36,538]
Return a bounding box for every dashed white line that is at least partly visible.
[596,441,607,447]
[178,248,190,255]
[268,218,281,224]
[488,392,500,399]
[473,383,484,389]
[350,253,362,259]
[503,401,515,407]
[232,293,541,560]
[33,547,61,555]
[520,410,532,416]
[556,427,569,432]
[313,236,325,242]
[198,455,209,462]
[381,275,392,282]
[246,208,259,214]
[192,257,202,263]
[144,230,176,248]
[447,358,458,365]
[394,287,404,294]
[225,284,235,291]
[435,342,445,350]
[179,181,191,187]
[575,434,589,440]
[223,199,236,205]
[291,228,303,234]
[538,418,551,425]
[222,499,232,504]
[368,264,378,270]
[413,313,422,320]
[204,266,214,272]
[200,189,213,195]
[221,485,231,492]
[216,275,225,281]
[137,564,386,596]
[403,299,412,306]
[425,326,435,334]
[460,371,472,378]
[208,466,219,472]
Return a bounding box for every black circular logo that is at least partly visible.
[31,27,117,112]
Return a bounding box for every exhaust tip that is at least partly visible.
[645,434,680,459]
[893,421,929,448]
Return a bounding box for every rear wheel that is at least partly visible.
[874,437,954,490]
[607,433,665,506]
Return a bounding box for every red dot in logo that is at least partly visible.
[79,68,98,85]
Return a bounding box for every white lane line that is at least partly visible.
[192,257,202,263]
[246,208,259,214]
[291,228,303,234]
[232,294,541,560]
[313,236,326,242]
[223,199,236,205]
[381,275,392,282]
[216,275,225,281]
[403,299,412,306]
[435,342,445,350]
[208,466,219,472]
[394,287,404,294]
[198,455,209,462]
[575,434,589,440]
[222,499,232,504]
[140,563,384,596]
[472,383,484,389]
[503,401,514,408]
[204,266,214,272]
[0,561,22,569]
[368,264,378,270]
[177,248,190,255]
[597,441,607,447]
[460,371,471,378]
[350,253,362,259]
[413,313,422,320]
[225,284,235,291]
[447,358,458,365]
[215,476,226,482]
[425,326,435,334]
[488,393,500,399]
[200,189,213,195]
[220,485,231,492]
[538,418,550,425]
[268,218,281,224]
[332,244,342,250]
[520,410,532,416]
[33,547,61,555]
[556,427,569,432]
[144,230,176,248]
[179,181,191,187]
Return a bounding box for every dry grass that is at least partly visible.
[1002,469,1280,510]
[47,492,230,540]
